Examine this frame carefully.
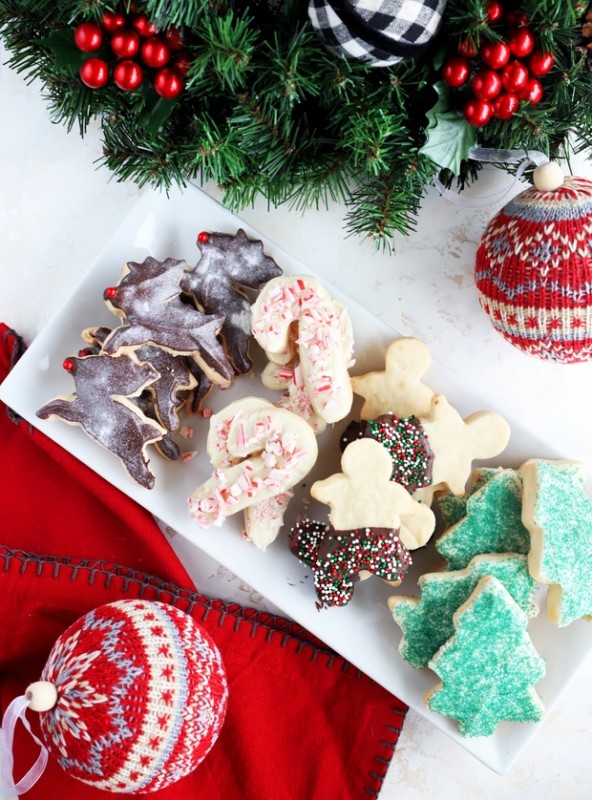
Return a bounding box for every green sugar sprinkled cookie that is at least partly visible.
[425,576,545,737]
[520,458,592,627]
[435,469,529,570]
[389,553,538,669]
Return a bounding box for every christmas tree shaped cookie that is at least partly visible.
[425,576,545,737]
[521,458,592,627]
[389,553,538,669]
[435,467,501,528]
[435,469,529,570]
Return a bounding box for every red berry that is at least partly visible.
[458,38,478,58]
[506,10,530,27]
[132,13,158,38]
[110,29,141,59]
[113,59,143,90]
[79,57,109,89]
[141,37,170,68]
[471,69,502,100]
[441,56,470,87]
[173,53,192,76]
[529,51,555,77]
[153,67,184,98]
[164,27,185,52]
[485,1,504,23]
[101,11,126,32]
[62,358,75,372]
[518,77,543,105]
[500,60,530,92]
[508,27,535,58]
[197,231,210,244]
[493,92,520,120]
[74,22,103,53]
[464,99,494,127]
[480,41,511,70]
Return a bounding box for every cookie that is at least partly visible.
[425,576,545,737]
[415,394,511,501]
[340,413,434,493]
[350,338,435,419]
[188,398,318,534]
[290,519,412,608]
[520,458,592,627]
[102,256,234,384]
[435,468,529,570]
[251,275,354,426]
[389,553,538,670]
[180,229,283,375]
[435,467,502,528]
[37,353,165,489]
[310,438,436,550]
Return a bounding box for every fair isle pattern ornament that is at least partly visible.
[475,163,592,363]
[36,600,228,793]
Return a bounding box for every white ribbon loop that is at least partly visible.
[0,696,48,798]
[434,146,550,207]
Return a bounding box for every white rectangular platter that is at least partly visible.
[1,185,591,774]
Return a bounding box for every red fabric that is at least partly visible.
[0,323,407,799]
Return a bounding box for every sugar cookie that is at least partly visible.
[416,394,510,501]
[188,398,318,534]
[251,275,354,425]
[520,458,592,627]
[340,413,434,492]
[37,353,165,489]
[290,519,411,608]
[350,338,435,419]
[180,229,283,375]
[310,438,436,550]
[102,256,234,384]
[425,576,545,737]
[389,553,538,669]
[435,469,529,570]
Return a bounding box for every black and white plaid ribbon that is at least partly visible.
[309,0,448,68]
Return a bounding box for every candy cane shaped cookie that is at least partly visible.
[188,398,318,545]
[251,275,354,426]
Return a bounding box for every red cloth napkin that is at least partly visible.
[0,323,407,800]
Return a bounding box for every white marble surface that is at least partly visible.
[2,44,592,799]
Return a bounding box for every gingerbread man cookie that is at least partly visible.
[415,394,511,502]
[289,519,412,608]
[350,338,435,419]
[311,438,435,550]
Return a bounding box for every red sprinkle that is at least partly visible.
[62,358,75,372]
[104,286,118,299]
[197,231,209,245]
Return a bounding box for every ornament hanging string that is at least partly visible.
[0,696,48,799]
[434,147,550,208]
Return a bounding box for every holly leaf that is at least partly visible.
[38,28,113,72]
[419,83,477,176]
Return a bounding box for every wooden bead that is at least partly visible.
[533,162,564,192]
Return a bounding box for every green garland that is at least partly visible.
[1,0,590,247]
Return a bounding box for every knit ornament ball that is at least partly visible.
[474,168,592,363]
[35,600,228,793]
